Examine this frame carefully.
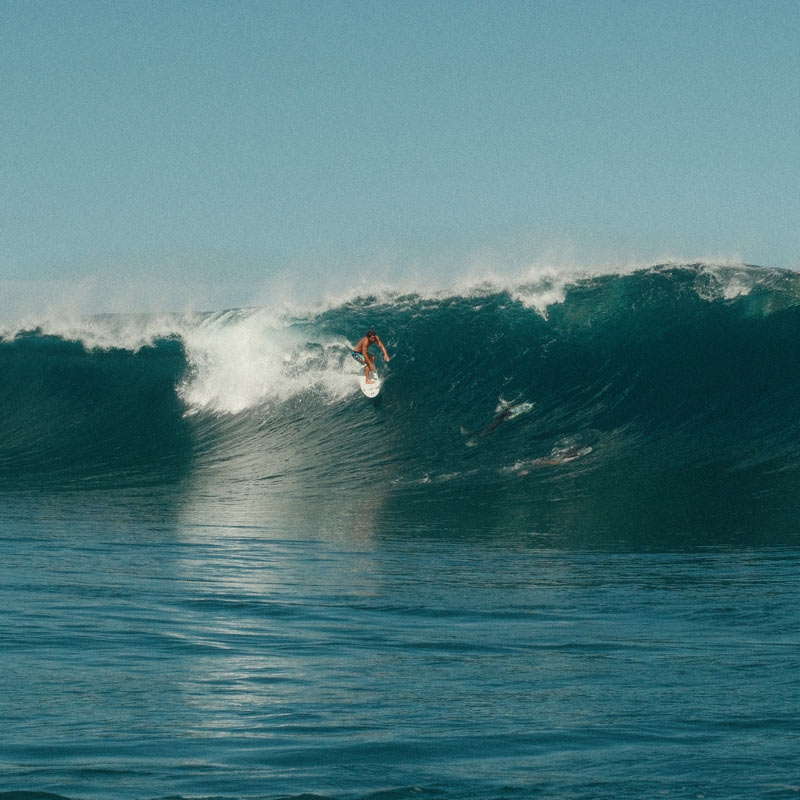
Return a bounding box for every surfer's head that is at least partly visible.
[367,329,377,341]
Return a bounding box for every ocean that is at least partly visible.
[1,263,799,800]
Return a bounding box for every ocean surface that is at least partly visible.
[2,263,799,800]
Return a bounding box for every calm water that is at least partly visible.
[2,490,798,800]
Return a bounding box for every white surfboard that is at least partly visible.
[358,370,381,398]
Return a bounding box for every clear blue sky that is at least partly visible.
[2,0,799,312]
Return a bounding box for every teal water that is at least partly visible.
[2,264,800,799]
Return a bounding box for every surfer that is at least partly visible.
[461,399,529,441]
[479,402,517,435]
[352,330,390,384]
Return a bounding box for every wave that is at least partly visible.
[3,263,800,542]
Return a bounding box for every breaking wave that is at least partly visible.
[3,263,800,545]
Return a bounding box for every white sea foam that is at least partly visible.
[693,263,762,302]
[176,308,358,415]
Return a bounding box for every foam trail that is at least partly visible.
[177,308,357,414]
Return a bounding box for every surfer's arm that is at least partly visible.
[376,337,390,361]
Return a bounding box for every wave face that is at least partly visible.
[4,263,800,544]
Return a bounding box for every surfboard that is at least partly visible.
[358,371,381,398]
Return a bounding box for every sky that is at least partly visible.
[2,0,799,314]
